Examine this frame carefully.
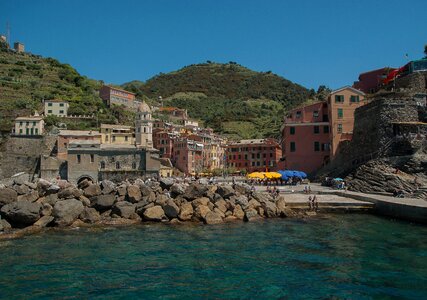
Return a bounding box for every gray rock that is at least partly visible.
[53,199,84,226]
[234,195,249,209]
[14,184,30,195]
[143,205,166,221]
[234,183,252,195]
[127,185,142,203]
[42,193,59,206]
[24,181,38,190]
[262,201,277,218]
[112,202,135,219]
[47,184,61,194]
[159,178,174,190]
[37,178,52,191]
[58,187,82,199]
[183,184,208,200]
[0,200,42,225]
[17,190,39,202]
[78,178,91,189]
[244,208,260,222]
[204,211,223,225]
[232,204,245,220]
[79,207,101,223]
[0,188,18,206]
[117,184,127,196]
[170,183,186,197]
[100,180,116,194]
[216,184,235,199]
[91,194,116,211]
[34,215,54,227]
[192,197,210,208]
[41,203,53,216]
[139,184,153,197]
[84,184,101,198]
[163,200,180,219]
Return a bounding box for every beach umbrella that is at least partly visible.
[248,172,265,179]
[334,178,343,181]
[281,170,295,178]
[264,172,282,179]
[277,170,289,180]
[295,171,307,179]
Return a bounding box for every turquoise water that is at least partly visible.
[0,215,426,299]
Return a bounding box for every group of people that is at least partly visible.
[266,185,281,199]
[308,195,319,211]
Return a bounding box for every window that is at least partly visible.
[26,128,29,135]
[59,110,64,114]
[290,127,295,135]
[322,143,330,151]
[90,154,94,163]
[350,95,360,103]
[270,153,273,157]
[337,124,343,133]
[132,162,137,169]
[238,155,241,159]
[323,125,329,133]
[314,126,320,134]
[335,95,344,103]
[290,142,296,152]
[116,161,121,169]
[112,136,116,142]
[30,128,34,135]
[314,142,320,152]
[251,162,255,166]
[125,136,128,142]
[296,111,302,118]
[257,161,260,166]
[257,153,260,159]
[263,153,266,158]
[244,154,248,160]
[59,103,64,107]
[33,121,36,126]
[77,155,81,164]
[19,121,22,126]
[313,110,319,118]
[48,103,52,107]
[100,161,105,169]
[19,129,23,134]
[337,108,343,119]
[48,110,52,114]
[105,136,109,142]
[35,128,38,135]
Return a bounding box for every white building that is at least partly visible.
[13,112,44,136]
[44,100,69,117]
[135,101,153,148]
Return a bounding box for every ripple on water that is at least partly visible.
[0,214,426,299]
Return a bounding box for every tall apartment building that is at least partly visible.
[282,101,330,173]
[172,137,204,175]
[226,139,282,173]
[99,85,141,109]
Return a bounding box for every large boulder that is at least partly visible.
[192,197,210,208]
[159,178,174,190]
[234,195,249,209]
[17,190,39,202]
[1,200,42,225]
[262,201,278,218]
[216,185,235,199]
[232,204,245,220]
[234,183,252,195]
[79,207,101,223]
[84,184,101,198]
[170,183,186,197]
[112,202,135,219]
[77,178,91,189]
[41,193,59,206]
[100,180,116,195]
[244,208,260,222]
[194,205,211,220]
[178,202,193,221]
[139,184,153,197]
[34,215,54,227]
[0,188,18,206]
[183,184,208,200]
[143,205,166,221]
[214,199,228,213]
[58,187,81,199]
[53,199,84,226]
[0,219,12,231]
[37,178,52,191]
[276,197,287,216]
[204,211,223,225]
[91,194,116,211]
[127,185,142,203]
[163,200,180,219]
[13,184,30,195]
[117,184,127,196]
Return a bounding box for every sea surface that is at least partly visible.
[0,214,426,299]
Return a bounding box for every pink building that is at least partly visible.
[353,67,395,94]
[172,137,204,174]
[282,102,330,174]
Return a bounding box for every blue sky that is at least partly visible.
[1,0,426,90]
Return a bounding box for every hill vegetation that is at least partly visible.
[0,46,132,133]
[123,62,314,139]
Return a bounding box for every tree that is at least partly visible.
[424,44,427,58]
[316,85,332,101]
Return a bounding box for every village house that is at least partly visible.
[99,85,141,110]
[44,99,69,117]
[100,124,134,145]
[57,130,101,160]
[226,139,282,173]
[13,112,44,136]
[353,67,395,94]
[172,137,204,175]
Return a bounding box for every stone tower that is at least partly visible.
[135,101,153,148]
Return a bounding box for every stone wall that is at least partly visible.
[395,72,427,93]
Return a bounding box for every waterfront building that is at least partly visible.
[353,67,395,94]
[99,85,141,109]
[100,124,134,145]
[281,101,331,173]
[172,137,204,175]
[153,130,176,159]
[13,112,44,136]
[135,101,153,148]
[225,139,282,173]
[57,130,101,160]
[67,141,160,184]
[328,86,366,158]
[44,99,69,117]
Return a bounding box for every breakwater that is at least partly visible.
[0,177,301,239]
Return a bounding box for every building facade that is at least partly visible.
[57,130,101,160]
[14,42,24,53]
[135,102,153,148]
[172,137,204,175]
[226,139,282,173]
[328,87,366,158]
[100,124,134,145]
[44,100,69,117]
[67,142,160,184]
[353,67,395,94]
[99,85,141,109]
[282,102,331,173]
[13,113,44,136]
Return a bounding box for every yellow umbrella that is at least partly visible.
[248,172,265,179]
[264,172,282,179]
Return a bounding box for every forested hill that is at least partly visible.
[123,62,313,139]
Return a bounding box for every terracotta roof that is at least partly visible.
[331,86,365,96]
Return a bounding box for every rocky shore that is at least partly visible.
[0,177,301,240]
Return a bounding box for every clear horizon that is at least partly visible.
[1,0,426,90]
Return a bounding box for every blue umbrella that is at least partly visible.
[277,170,289,180]
[296,171,307,179]
[334,178,343,181]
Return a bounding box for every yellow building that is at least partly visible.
[100,124,135,145]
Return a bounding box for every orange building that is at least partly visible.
[282,102,331,173]
[99,85,141,109]
[328,86,366,158]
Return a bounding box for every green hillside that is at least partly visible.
[0,45,131,133]
[123,62,313,139]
